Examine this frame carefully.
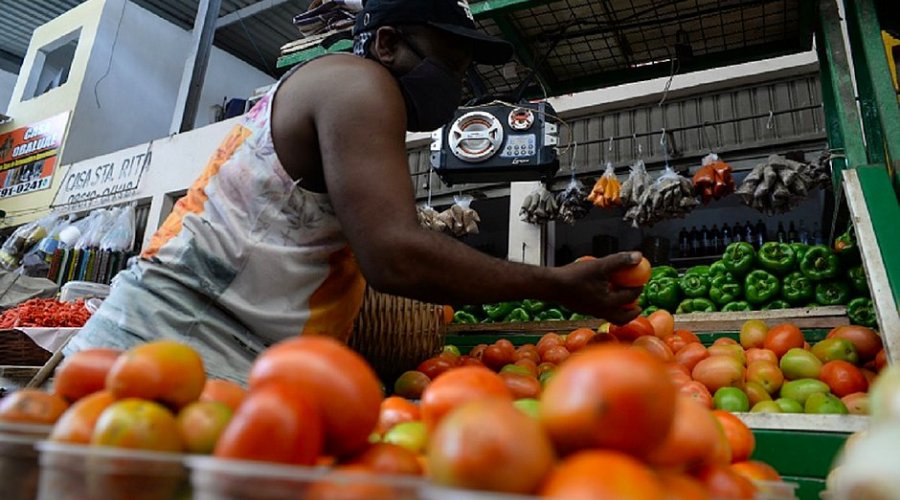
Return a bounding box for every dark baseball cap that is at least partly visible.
[354,0,514,65]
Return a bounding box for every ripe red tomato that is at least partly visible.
[53,349,122,403]
[763,324,804,358]
[418,357,455,380]
[609,317,655,342]
[828,326,883,363]
[819,360,868,397]
[214,383,322,465]
[481,346,512,371]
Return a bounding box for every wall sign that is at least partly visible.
[51,142,152,210]
[0,112,69,199]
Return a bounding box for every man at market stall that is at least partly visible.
[63,0,645,383]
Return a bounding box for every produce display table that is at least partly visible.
[446,317,868,500]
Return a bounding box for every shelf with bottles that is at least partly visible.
[675,218,825,260]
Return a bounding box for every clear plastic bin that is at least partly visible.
[60,281,110,303]
[188,455,425,500]
[754,480,799,500]
[36,441,189,500]
[0,423,52,500]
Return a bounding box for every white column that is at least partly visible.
[508,181,545,265]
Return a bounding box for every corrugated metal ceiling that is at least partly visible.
[0,0,312,75]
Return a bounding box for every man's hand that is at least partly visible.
[553,252,645,325]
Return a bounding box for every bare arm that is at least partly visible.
[311,60,641,323]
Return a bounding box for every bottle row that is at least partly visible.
[678,220,823,258]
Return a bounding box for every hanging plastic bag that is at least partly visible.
[587,162,622,209]
[556,177,591,225]
[452,194,480,236]
[693,153,735,204]
[620,159,651,209]
[519,184,558,225]
[75,209,116,249]
[417,205,446,233]
[0,214,59,270]
[100,205,137,251]
[624,165,699,228]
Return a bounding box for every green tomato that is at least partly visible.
[383,421,428,454]
[780,379,831,405]
[539,370,556,389]
[513,398,541,419]
[442,345,461,357]
[811,338,859,365]
[751,401,783,413]
[779,348,823,380]
[805,392,850,414]
[500,364,532,376]
[775,398,805,413]
[714,387,751,412]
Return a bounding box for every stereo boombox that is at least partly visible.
[430,101,561,185]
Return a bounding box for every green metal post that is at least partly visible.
[493,15,557,95]
[815,0,868,177]
[843,0,900,193]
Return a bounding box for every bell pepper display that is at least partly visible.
[723,242,756,275]
[847,266,870,296]
[744,270,780,305]
[537,309,566,321]
[685,265,710,276]
[781,271,815,306]
[452,311,478,324]
[800,245,840,281]
[521,299,546,315]
[646,277,681,311]
[815,281,851,306]
[569,313,592,321]
[722,301,752,312]
[789,243,810,262]
[709,273,742,307]
[641,306,660,316]
[847,297,877,327]
[757,242,796,275]
[762,300,791,311]
[461,305,482,317]
[709,260,728,277]
[651,266,679,281]
[833,226,861,265]
[679,273,711,299]
[503,308,530,323]
[483,302,517,320]
[676,298,717,314]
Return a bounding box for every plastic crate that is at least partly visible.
[36,441,189,500]
[0,423,52,500]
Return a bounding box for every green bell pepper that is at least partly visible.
[723,242,756,275]
[483,302,517,320]
[503,308,530,323]
[461,305,483,318]
[679,273,711,299]
[481,317,494,324]
[569,313,592,321]
[646,277,681,311]
[834,226,861,265]
[781,271,815,306]
[521,299,546,315]
[744,270,781,305]
[800,246,840,281]
[641,306,660,316]
[638,289,648,308]
[806,302,821,308]
[709,273,742,307]
[789,243,810,262]
[709,260,728,276]
[847,266,870,296]
[685,265,711,276]
[722,301,752,312]
[847,297,877,327]
[651,266,679,281]
[676,298,717,314]
[452,311,478,324]
[762,300,791,311]
[815,281,851,306]
[758,242,797,275]
[537,309,565,321]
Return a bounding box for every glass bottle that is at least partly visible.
[679,227,690,258]
[689,226,700,257]
[755,219,768,247]
[744,221,755,248]
[799,220,810,245]
[711,225,722,254]
[776,222,787,243]
[700,225,710,256]
[788,222,799,243]
[722,224,732,247]
[812,223,823,245]
[732,223,744,243]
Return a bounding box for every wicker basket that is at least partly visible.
[0,329,52,366]
[349,287,446,386]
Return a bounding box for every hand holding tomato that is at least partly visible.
[555,252,646,325]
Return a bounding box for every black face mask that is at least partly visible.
[392,35,463,132]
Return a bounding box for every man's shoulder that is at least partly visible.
[290,54,397,92]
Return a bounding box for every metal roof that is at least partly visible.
[1,0,817,98]
[0,0,312,76]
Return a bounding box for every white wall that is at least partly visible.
[63,0,275,165]
[0,68,17,114]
